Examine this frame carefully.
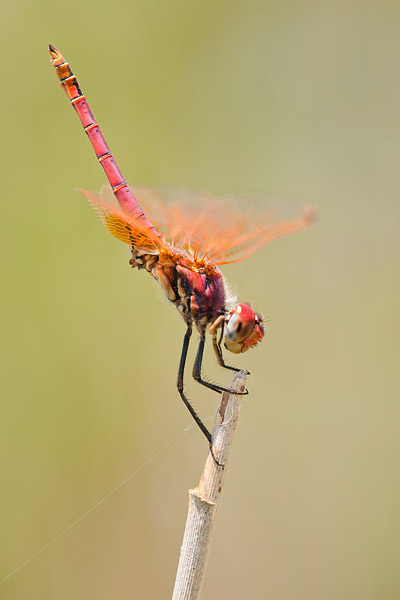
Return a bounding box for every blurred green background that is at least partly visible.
[1,1,400,598]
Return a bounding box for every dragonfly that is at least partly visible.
[49,45,314,463]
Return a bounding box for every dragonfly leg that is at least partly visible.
[212,327,242,373]
[177,326,225,467]
[193,333,248,395]
[177,325,213,445]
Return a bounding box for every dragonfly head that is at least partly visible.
[224,303,264,354]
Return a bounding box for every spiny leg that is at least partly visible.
[193,332,248,395]
[212,326,241,373]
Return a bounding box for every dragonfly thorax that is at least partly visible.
[130,250,226,329]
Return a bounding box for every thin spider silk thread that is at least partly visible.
[0,419,205,585]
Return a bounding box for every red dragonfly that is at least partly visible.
[49,45,314,462]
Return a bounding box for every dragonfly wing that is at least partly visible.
[195,194,315,265]
[117,186,315,265]
[78,187,170,255]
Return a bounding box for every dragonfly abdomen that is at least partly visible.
[49,45,160,241]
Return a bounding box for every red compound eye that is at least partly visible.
[224,303,264,353]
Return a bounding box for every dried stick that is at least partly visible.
[172,370,247,600]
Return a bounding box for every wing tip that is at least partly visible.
[304,202,317,225]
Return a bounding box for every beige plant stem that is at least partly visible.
[171,370,247,600]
